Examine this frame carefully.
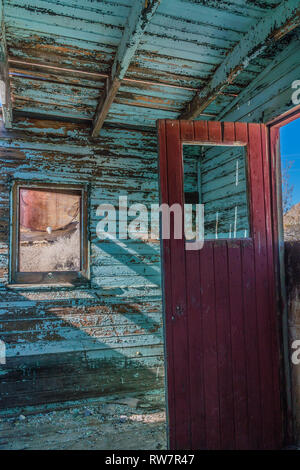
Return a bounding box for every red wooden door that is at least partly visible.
[158,120,283,450]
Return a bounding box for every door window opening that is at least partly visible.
[182,144,251,240]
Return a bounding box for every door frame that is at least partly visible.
[267,104,300,444]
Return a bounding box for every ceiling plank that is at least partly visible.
[180,0,300,120]
[91,0,161,137]
[0,0,12,128]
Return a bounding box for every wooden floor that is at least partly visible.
[0,397,166,450]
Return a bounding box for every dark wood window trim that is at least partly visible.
[10,180,90,287]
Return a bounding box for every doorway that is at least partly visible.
[269,108,300,447]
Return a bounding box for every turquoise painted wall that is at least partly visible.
[0,117,165,411]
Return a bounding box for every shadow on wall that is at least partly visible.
[0,238,164,411]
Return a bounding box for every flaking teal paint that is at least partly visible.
[4,0,294,127]
[0,118,164,410]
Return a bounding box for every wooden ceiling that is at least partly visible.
[0,0,299,134]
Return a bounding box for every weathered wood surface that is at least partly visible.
[92,0,161,136]
[0,116,164,410]
[180,0,300,120]
[219,36,300,123]
[1,0,297,128]
[0,0,12,127]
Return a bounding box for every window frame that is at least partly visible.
[10,180,90,286]
[182,142,252,242]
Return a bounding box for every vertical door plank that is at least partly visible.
[241,239,262,448]
[158,120,176,448]
[181,119,206,448]
[227,239,249,449]
[166,120,191,449]
[248,123,275,449]
[236,123,262,448]
[199,241,221,449]
[261,124,283,446]
[185,250,206,449]
[213,241,235,449]
[180,120,204,449]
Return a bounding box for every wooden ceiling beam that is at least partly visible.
[180,0,300,120]
[91,0,161,137]
[0,0,12,128]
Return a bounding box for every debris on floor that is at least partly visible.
[0,398,166,450]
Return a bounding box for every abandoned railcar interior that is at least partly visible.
[0,0,299,451]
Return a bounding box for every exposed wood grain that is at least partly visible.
[180,0,300,119]
[91,0,161,136]
[0,1,12,128]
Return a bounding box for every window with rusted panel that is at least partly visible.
[10,181,89,286]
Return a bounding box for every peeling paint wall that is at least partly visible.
[0,116,165,411]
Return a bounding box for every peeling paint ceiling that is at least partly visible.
[3,0,299,131]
